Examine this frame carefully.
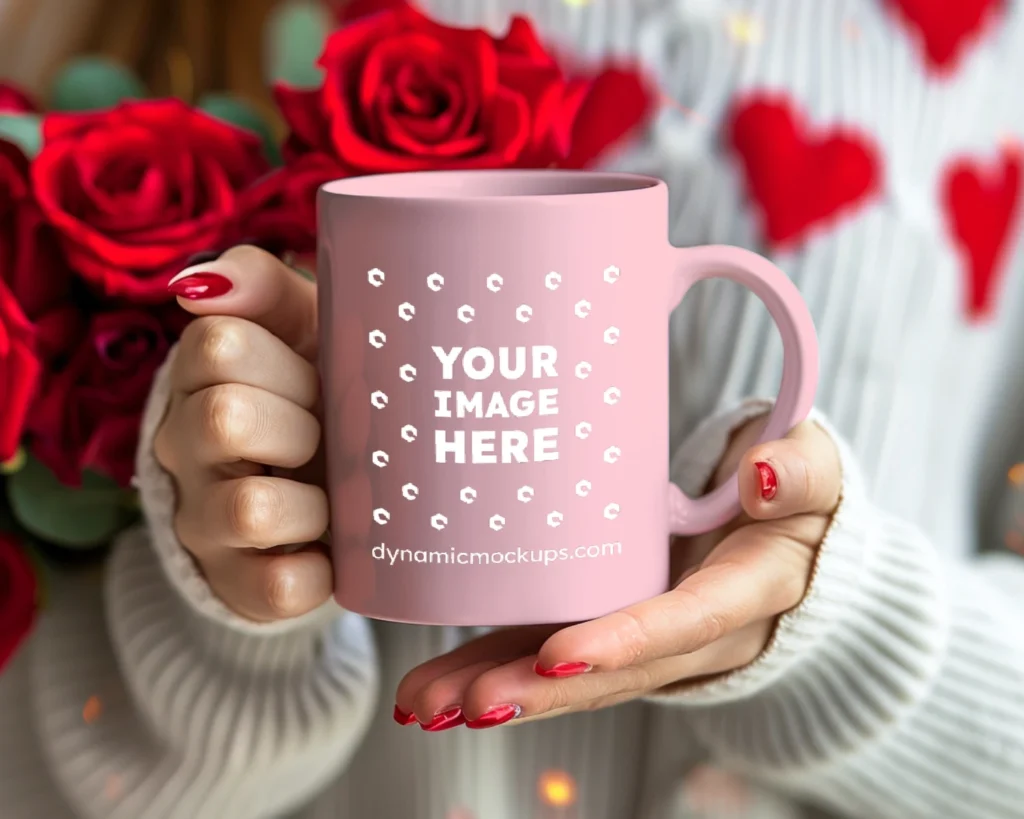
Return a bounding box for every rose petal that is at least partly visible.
[0,341,41,460]
[0,532,38,674]
[79,413,141,486]
[512,77,585,167]
[384,69,472,147]
[79,164,175,231]
[32,305,85,366]
[318,4,410,79]
[29,306,180,486]
[284,6,652,177]
[379,112,486,157]
[375,62,479,155]
[241,154,344,255]
[556,67,655,169]
[495,16,555,66]
[480,87,531,166]
[59,100,267,182]
[275,85,334,159]
[359,34,468,146]
[0,279,40,460]
[393,63,437,116]
[0,83,37,114]
[35,100,268,301]
[321,10,502,172]
[359,33,459,113]
[0,140,30,200]
[5,206,71,323]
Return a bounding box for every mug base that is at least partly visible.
[334,584,666,627]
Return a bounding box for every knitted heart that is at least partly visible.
[942,145,1021,321]
[885,0,1003,73]
[729,95,882,248]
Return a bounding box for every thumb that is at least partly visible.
[168,245,319,360]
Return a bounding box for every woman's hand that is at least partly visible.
[154,246,334,622]
[395,418,842,730]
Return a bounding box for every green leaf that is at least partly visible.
[0,114,41,157]
[49,57,146,112]
[6,456,138,549]
[198,94,282,166]
[266,0,331,88]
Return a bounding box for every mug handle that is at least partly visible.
[667,245,819,536]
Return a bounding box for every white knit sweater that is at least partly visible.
[4,1,1024,818]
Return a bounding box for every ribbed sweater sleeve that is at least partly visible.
[38,349,382,819]
[655,399,1024,819]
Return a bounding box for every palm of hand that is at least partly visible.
[395,415,841,730]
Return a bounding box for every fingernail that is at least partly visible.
[393,705,417,726]
[167,267,233,300]
[534,660,592,679]
[420,706,465,732]
[755,461,778,500]
[466,703,521,729]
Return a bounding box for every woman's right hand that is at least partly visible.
[154,246,334,622]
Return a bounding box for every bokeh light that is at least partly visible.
[82,695,103,724]
[999,132,1023,155]
[684,766,750,813]
[104,774,123,801]
[726,13,763,44]
[538,769,578,807]
[1008,463,1024,486]
[0,446,26,475]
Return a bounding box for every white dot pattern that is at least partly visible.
[366,264,627,534]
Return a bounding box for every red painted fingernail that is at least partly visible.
[534,660,592,679]
[393,705,417,726]
[167,272,233,300]
[466,704,521,729]
[420,706,465,732]
[755,461,778,500]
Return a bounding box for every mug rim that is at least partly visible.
[319,169,665,202]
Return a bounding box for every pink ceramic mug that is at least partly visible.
[318,170,817,626]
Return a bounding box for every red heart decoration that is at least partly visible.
[885,0,1003,73]
[729,95,882,248]
[942,144,1021,321]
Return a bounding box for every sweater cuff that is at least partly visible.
[135,345,341,635]
[654,402,948,771]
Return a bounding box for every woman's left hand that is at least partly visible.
[394,417,842,731]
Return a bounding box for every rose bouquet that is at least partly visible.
[0,0,654,673]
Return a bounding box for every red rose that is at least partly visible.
[0,533,36,674]
[242,153,341,256]
[0,138,80,366]
[28,305,188,487]
[276,3,652,174]
[32,100,271,303]
[267,3,653,251]
[0,83,37,114]
[0,277,39,462]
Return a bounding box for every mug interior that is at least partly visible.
[321,170,660,199]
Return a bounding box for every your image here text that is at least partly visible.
[431,345,562,464]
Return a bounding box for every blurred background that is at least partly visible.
[3,3,1024,818]
[0,0,339,138]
